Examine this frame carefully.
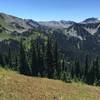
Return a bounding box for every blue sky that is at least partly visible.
[0,0,100,21]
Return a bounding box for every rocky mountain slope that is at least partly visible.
[0,12,100,60]
[0,12,42,34]
[0,12,100,39]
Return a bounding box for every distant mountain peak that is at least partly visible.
[39,20,76,29]
[25,19,40,28]
[81,17,100,24]
[60,20,76,24]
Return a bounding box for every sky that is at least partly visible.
[0,0,100,22]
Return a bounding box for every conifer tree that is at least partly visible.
[8,47,12,68]
[86,61,95,85]
[74,58,81,79]
[41,42,46,76]
[95,56,100,80]
[53,40,60,77]
[30,40,37,76]
[39,42,45,77]
[46,36,54,78]
[0,53,5,67]
[84,55,89,82]
[19,38,31,75]
[15,55,18,70]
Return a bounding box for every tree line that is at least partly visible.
[0,36,100,85]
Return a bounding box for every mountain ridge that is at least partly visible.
[0,12,100,61]
[0,12,100,38]
[1,12,100,30]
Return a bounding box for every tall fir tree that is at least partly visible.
[0,53,5,67]
[30,40,37,76]
[74,58,81,80]
[19,38,31,76]
[53,40,60,78]
[95,56,100,80]
[41,42,46,76]
[84,55,89,82]
[46,36,54,78]
[8,47,12,68]
[86,61,95,85]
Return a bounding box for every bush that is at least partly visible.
[60,71,72,83]
[95,80,100,86]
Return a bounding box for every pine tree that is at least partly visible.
[15,55,18,70]
[36,42,41,76]
[0,53,5,67]
[41,42,46,76]
[61,58,65,72]
[46,36,54,78]
[36,39,40,75]
[86,61,95,85]
[53,40,60,78]
[74,58,81,80]
[19,38,31,76]
[30,40,37,76]
[84,55,89,82]
[39,42,45,77]
[8,47,12,68]
[95,57,100,80]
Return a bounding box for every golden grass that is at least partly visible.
[0,68,100,100]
